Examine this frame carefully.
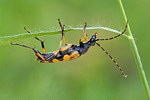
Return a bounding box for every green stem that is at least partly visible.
[0,27,130,45]
[118,0,150,99]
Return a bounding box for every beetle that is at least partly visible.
[11,19,128,78]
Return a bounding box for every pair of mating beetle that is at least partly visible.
[11,19,128,78]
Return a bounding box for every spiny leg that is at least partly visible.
[58,24,65,49]
[11,42,32,49]
[97,21,128,41]
[96,42,127,78]
[51,23,66,57]
[58,19,67,45]
[34,37,46,53]
[80,22,89,43]
[24,27,46,53]
[11,43,46,61]
[54,22,73,57]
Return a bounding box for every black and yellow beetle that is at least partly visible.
[11,19,128,78]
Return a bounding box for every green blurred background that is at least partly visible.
[0,0,149,100]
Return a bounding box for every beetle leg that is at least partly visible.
[11,42,46,61]
[58,19,67,45]
[80,22,89,43]
[24,27,47,53]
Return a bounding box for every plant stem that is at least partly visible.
[0,26,130,45]
[118,0,150,99]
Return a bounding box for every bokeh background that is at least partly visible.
[0,0,149,100]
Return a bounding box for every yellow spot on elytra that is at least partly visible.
[52,59,60,62]
[70,51,80,60]
[45,61,49,63]
[63,55,70,61]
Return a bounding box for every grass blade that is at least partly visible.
[0,27,130,45]
[118,0,150,99]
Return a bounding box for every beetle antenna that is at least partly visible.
[95,21,128,41]
[95,42,127,78]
